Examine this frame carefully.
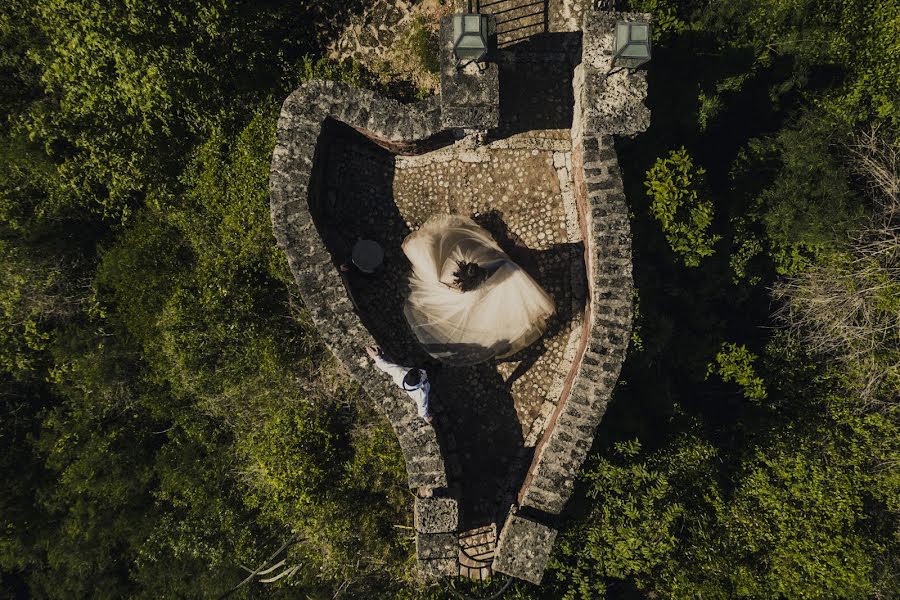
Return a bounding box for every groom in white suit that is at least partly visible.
[366,346,433,425]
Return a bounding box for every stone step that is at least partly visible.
[457,523,498,580]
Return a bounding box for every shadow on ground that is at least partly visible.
[494,32,581,137]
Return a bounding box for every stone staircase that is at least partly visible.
[458,524,497,580]
[478,0,547,47]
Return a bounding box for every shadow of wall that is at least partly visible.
[494,31,581,137]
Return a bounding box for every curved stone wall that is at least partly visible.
[493,10,650,584]
[515,132,636,514]
[269,80,449,490]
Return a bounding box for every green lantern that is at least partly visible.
[612,20,652,69]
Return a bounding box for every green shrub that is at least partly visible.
[629,0,686,37]
[240,400,342,516]
[644,147,721,267]
[406,15,440,74]
[728,218,765,284]
[697,91,723,131]
[551,434,721,599]
[284,55,365,91]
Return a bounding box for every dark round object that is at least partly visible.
[351,239,384,273]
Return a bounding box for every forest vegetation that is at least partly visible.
[0,0,898,598]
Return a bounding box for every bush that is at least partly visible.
[406,15,440,75]
[644,147,721,267]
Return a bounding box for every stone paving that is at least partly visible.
[318,120,585,529]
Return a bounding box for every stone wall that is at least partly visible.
[270,80,463,579]
[271,9,649,585]
[270,81,448,492]
[492,9,649,584]
[439,15,500,129]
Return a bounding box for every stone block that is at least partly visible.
[581,11,651,136]
[555,406,602,437]
[415,496,459,534]
[582,135,600,155]
[416,532,458,561]
[408,456,446,477]
[578,363,606,384]
[586,178,618,193]
[441,105,499,130]
[408,470,448,490]
[492,512,558,584]
[566,379,598,406]
[519,485,566,514]
[418,557,459,579]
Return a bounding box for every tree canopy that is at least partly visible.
[1,0,898,598]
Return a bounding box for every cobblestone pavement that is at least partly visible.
[320,121,585,528]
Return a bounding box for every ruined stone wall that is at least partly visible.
[492,10,649,585]
[270,81,448,491]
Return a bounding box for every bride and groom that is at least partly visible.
[369,214,555,422]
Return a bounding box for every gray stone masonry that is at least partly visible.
[270,80,447,491]
[417,532,458,560]
[419,555,460,579]
[439,15,500,129]
[515,3,648,542]
[416,531,459,579]
[582,12,652,135]
[415,496,460,579]
[492,511,558,584]
[415,496,459,534]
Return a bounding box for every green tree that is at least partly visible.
[772,130,900,403]
[550,433,722,599]
[697,0,900,126]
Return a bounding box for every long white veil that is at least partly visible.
[402,214,555,366]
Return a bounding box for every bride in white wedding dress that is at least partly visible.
[401,214,555,366]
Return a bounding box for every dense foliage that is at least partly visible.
[1,1,410,598]
[537,0,900,597]
[1,0,898,598]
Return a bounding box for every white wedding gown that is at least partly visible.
[402,214,555,366]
